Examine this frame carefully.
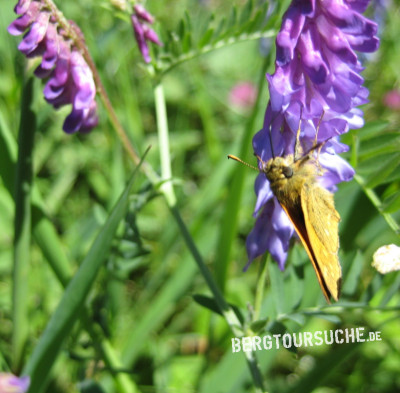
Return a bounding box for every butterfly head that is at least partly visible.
[259,156,294,182]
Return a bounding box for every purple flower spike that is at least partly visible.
[134,4,155,24]
[9,0,98,133]
[245,0,379,269]
[0,373,30,393]
[131,4,162,63]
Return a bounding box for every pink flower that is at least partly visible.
[383,89,400,110]
[0,373,30,393]
[229,82,257,110]
[131,4,162,63]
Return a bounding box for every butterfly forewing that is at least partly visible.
[301,183,341,301]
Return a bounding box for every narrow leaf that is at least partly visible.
[13,76,36,371]
[365,153,400,188]
[198,27,215,48]
[383,191,400,213]
[24,151,149,393]
[239,0,254,25]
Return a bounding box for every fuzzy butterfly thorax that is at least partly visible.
[262,154,318,209]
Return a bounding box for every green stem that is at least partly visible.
[168,206,243,335]
[64,9,267,386]
[85,318,139,393]
[153,83,245,331]
[169,208,268,391]
[12,76,35,373]
[254,254,269,322]
[157,30,276,77]
[244,350,268,393]
[154,83,177,206]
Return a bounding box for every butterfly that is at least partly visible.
[229,117,342,302]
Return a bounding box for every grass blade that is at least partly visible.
[23,151,149,393]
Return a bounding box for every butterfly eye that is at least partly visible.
[282,166,293,178]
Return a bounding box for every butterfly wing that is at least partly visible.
[280,202,335,303]
[300,183,342,301]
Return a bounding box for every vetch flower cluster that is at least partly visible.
[8,0,98,133]
[131,4,162,63]
[246,0,379,269]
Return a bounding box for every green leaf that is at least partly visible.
[198,27,215,48]
[383,190,400,213]
[269,261,286,315]
[0,107,17,194]
[302,310,342,324]
[239,0,254,26]
[379,272,400,307]
[182,30,192,53]
[356,152,400,177]
[283,343,360,393]
[24,152,149,393]
[192,294,245,324]
[193,293,222,315]
[168,31,182,56]
[13,76,36,371]
[364,153,400,188]
[153,0,279,74]
[249,318,269,334]
[226,7,238,31]
[342,250,364,297]
[357,120,390,141]
[281,313,306,326]
[248,9,265,33]
[213,16,226,41]
[178,18,186,40]
[358,132,400,161]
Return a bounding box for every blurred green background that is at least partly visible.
[1,0,400,392]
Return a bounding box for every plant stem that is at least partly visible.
[54,5,268,387]
[154,83,177,206]
[254,254,268,322]
[169,206,243,335]
[244,349,268,393]
[153,84,266,390]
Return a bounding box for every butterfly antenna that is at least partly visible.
[302,110,328,159]
[268,126,275,159]
[227,155,259,172]
[294,106,304,162]
[314,109,325,147]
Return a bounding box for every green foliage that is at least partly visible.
[1,0,400,392]
[153,0,289,76]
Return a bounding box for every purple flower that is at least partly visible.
[246,0,379,269]
[0,373,30,393]
[8,0,98,133]
[131,4,162,63]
